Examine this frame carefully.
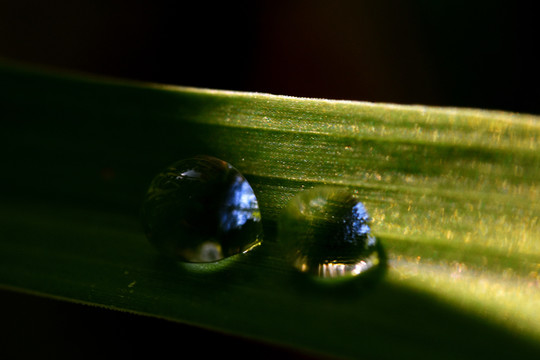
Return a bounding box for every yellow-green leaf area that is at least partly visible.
[0,63,539,359]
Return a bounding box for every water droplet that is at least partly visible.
[278,187,381,279]
[141,155,262,262]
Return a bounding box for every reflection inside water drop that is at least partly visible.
[219,175,261,232]
[141,155,262,263]
[279,187,382,279]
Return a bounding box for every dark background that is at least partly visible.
[0,1,538,359]
[0,1,538,114]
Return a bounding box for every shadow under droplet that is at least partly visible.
[149,241,272,293]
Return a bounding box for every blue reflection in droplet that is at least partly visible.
[219,175,261,232]
[141,155,262,263]
[343,202,375,247]
[278,187,382,279]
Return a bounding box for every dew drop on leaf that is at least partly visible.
[141,155,263,262]
[278,187,381,279]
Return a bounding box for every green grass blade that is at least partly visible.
[0,63,539,359]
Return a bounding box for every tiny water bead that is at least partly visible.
[278,187,382,279]
[141,156,263,262]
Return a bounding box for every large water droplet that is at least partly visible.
[141,155,262,262]
[278,187,381,279]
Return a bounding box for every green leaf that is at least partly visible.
[1,62,539,359]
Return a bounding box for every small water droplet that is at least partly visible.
[141,155,263,262]
[278,187,381,279]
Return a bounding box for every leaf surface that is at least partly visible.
[1,63,539,359]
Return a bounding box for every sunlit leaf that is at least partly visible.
[1,63,539,359]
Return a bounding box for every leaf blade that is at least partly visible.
[1,63,539,358]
